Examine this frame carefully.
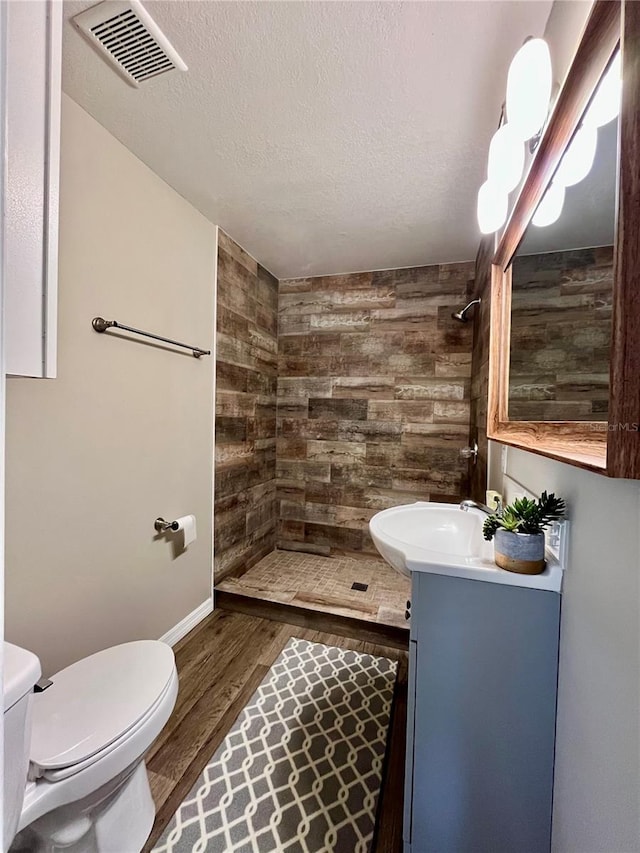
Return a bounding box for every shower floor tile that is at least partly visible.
[215,549,411,629]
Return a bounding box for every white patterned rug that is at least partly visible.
[152,638,398,853]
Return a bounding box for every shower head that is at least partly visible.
[451,298,481,322]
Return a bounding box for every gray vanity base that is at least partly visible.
[403,570,560,853]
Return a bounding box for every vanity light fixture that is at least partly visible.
[532,182,565,227]
[487,123,525,193]
[477,36,552,234]
[506,38,553,142]
[477,179,508,234]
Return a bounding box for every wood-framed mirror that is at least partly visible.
[488,0,640,478]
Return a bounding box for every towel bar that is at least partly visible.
[92,317,210,358]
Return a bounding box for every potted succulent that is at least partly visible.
[483,492,566,575]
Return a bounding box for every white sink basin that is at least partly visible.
[370,501,492,578]
[369,501,563,592]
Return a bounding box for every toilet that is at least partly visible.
[3,640,178,853]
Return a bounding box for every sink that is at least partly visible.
[369,501,493,578]
[369,501,563,591]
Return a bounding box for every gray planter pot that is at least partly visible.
[494,529,546,575]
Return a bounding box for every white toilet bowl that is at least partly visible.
[4,640,178,853]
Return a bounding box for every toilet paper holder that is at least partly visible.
[154,514,197,547]
[154,517,179,533]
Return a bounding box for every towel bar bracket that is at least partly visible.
[92,317,115,334]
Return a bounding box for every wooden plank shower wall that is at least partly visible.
[215,241,476,578]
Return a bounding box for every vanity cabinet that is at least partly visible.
[4,0,62,378]
[403,571,560,853]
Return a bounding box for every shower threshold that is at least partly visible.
[215,549,410,643]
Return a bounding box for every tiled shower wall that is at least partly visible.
[276,264,475,557]
[214,231,278,583]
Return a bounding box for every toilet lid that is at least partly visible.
[30,641,176,771]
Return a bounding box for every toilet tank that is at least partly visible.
[3,643,41,853]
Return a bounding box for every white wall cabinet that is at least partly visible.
[4,0,62,378]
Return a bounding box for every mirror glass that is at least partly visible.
[507,110,618,422]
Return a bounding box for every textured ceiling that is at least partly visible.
[62,0,553,278]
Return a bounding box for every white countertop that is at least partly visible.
[405,550,563,593]
[369,501,564,594]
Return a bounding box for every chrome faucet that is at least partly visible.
[459,498,501,516]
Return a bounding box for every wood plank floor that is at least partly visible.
[143,608,407,852]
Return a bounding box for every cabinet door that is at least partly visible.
[410,571,559,853]
[5,0,61,378]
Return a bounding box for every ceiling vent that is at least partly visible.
[72,0,187,87]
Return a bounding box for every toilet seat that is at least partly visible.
[29,641,175,780]
[40,673,176,782]
[18,641,179,835]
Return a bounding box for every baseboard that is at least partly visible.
[159,597,214,647]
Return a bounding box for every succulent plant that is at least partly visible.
[483,491,565,541]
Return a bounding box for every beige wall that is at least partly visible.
[5,95,217,675]
[543,1,593,90]
[491,448,640,852]
[488,6,640,849]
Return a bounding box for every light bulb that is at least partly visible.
[506,38,553,141]
[487,123,525,193]
[532,183,565,227]
[555,125,598,187]
[477,180,508,234]
[584,52,621,129]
